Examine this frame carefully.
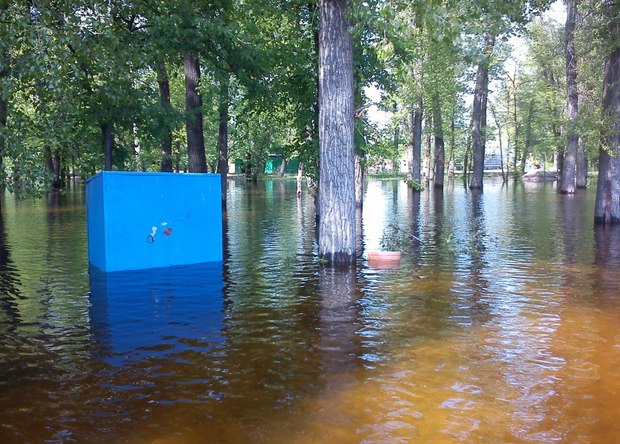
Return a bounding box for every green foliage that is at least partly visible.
[404,177,425,191]
[0,0,616,198]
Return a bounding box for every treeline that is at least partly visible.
[0,0,618,207]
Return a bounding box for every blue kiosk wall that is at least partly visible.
[86,171,222,272]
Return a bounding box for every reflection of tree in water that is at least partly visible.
[317,267,362,392]
[0,206,22,331]
[463,190,492,325]
[594,225,620,300]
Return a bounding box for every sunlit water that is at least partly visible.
[1,178,620,443]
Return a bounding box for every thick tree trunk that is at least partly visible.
[217,72,229,207]
[156,63,173,172]
[183,51,207,173]
[470,32,495,189]
[101,121,113,171]
[594,45,620,224]
[406,102,423,184]
[561,0,579,194]
[432,93,445,188]
[318,0,356,266]
[576,145,587,188]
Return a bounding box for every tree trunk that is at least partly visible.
[425,116,433,182]
[217,71,229,207]
[0,94,6,179]
[521,99,534,174]
[490,105,506,182]
[355,150,363,208]
[297,162,304,197]
[318,0,356,266]
[594,42,620,224]
[406,101,423,184]
[156,63,173,172]
[183,51,207,173]
[44,146,62,189]
[576,145,587,188]
[470,32,495,189]
[393,102,400,171]
[101,121,113,171]
[561,0,579,194]
[432,93,445,188]
[448,104,456,178]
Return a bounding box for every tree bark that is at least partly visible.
[217,71,229,207]
[355,150,363,208]
[156,63,173,172]
[406,101,423,184]
[101,121,113,171]
[521,99,534,174]
[470,32,495,189]
[561,0,579,194]
[432,93,445,188]
[576,145,587,188]
[425,116,433,182]
[183,51,207,173]
[318,0,356,266]
[0,94,6,178]
[594,44,620,224]
[44,146,62,189]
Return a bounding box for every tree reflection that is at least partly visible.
[0,202,22,330]
[593,224,620,299]
[317,267,362,392]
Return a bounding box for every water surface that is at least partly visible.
[1,179,619,443]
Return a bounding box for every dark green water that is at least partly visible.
[1,178,619,443]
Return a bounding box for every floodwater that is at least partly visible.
[1,178,620,443]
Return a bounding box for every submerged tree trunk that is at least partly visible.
[470,32,495,189]
[183,51,207,173]
[432,93,445,188]
[318,0,356,266]
[406,101,423,185]
[561,0,579,194]
[156,63,173,172]
[594,30,620,223]
[217,71,229,207]
[101,121,113,171]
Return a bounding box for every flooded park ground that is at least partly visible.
[1,177,619,443]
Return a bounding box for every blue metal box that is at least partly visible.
[86,171,222,272]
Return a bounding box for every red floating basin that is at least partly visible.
[368,251,401,268]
